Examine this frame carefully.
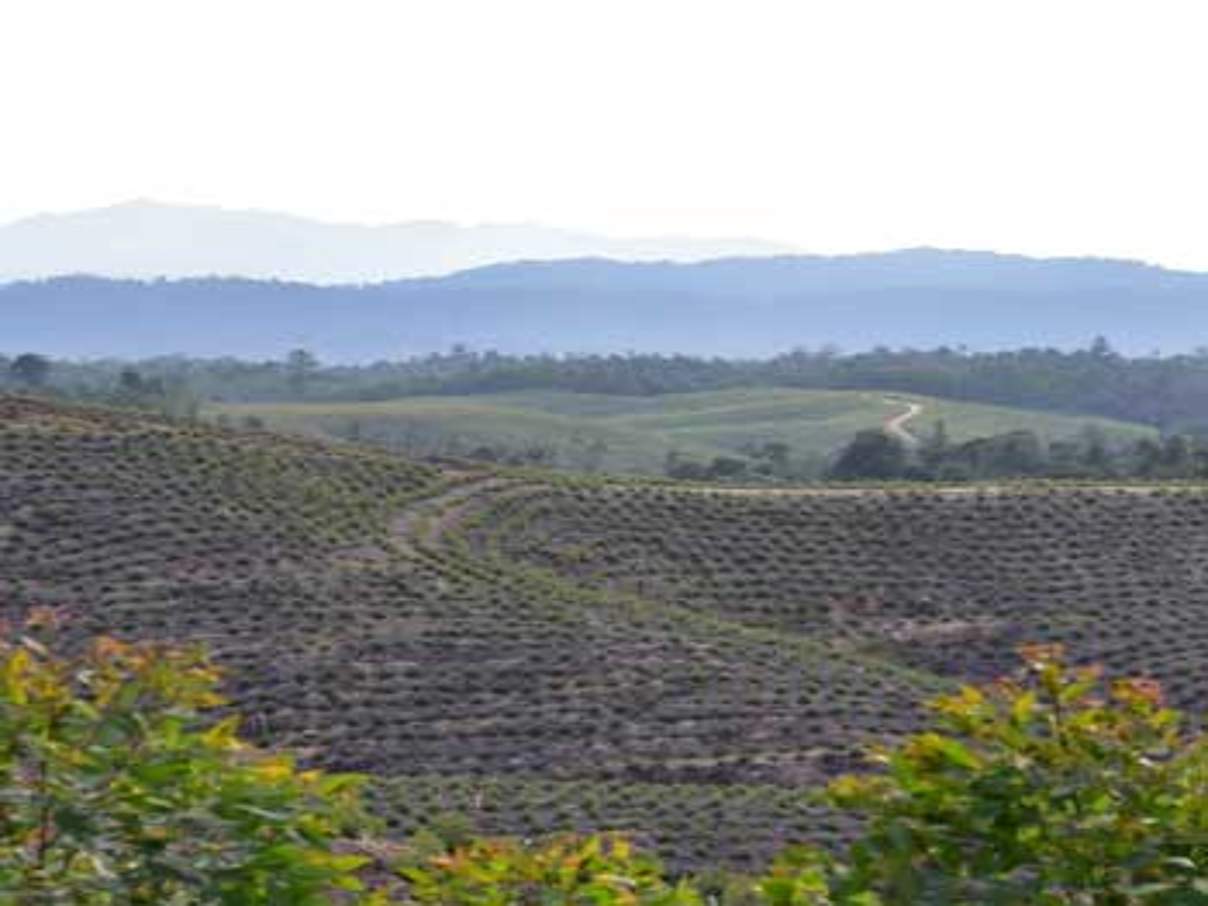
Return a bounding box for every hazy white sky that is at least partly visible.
[3,0,1207,266]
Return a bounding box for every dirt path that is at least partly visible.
[389,474,510,547]
[882,397,923,447]
[347,467,1208,565]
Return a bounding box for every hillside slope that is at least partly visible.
[0,395,934,869]
[490,482,1208,705]
[9,395,1208,870]
[214,388,1156,476]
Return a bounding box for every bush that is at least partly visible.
[3,612,1205,904]
[0,609,374,904]
[399,834,705,905]
[821,644,1208,903]
[827,431,907,481]
[397,646,1208,904]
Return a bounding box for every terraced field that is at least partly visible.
[3,394,1206,871]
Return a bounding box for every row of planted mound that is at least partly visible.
[0,393,444,703]
[0,396,440,596]
[483,482,1208,712]
[0,395,937,871]
[226,533,931,787]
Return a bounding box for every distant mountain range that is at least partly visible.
[0,201,798,283]
[1,250,1203,360]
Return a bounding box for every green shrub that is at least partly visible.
[821,644,1208,903]
[399,834,705,905]
[3,611,1205,904]
[396,646,1208,904]
[0,609,374,904]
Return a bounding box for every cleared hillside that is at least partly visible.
[5,395,1206,870]
[212,387,1155,476]
[488,482,1208,709]
[0,395,921,869]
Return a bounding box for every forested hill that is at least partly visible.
[3,249,1207,360]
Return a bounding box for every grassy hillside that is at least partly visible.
[212,387,1156,476]
[6,393,1205,871]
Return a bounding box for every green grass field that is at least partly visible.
[211,388,1157,476]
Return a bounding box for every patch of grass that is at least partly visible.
[212,388,1156,476]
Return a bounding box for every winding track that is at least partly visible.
[882,397,923,447]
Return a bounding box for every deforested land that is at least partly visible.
[4,392,1208,872]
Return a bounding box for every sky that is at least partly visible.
[3,0,1207,267]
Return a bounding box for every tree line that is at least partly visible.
[11,338,1208,432]
[827,422,1208,482]
[8,338,1208,430]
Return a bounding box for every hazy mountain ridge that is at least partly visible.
[2,248,1206,360]
[0,201,799,283]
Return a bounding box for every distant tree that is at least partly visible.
[284,348,320,396]
[118,367,145,394]
[1089,334,1117,358]
[986,429,1045,476]
[918,419,950,474]
[1162,434,1193,475]
[9,353,51,387]
[1079,424,1112,475]
[707,456,748,480]
[664,450,708,481]
[747,441,792,477]
[1133,437,1164,477]
[1047,439,1084,477]
[829,430,907,481]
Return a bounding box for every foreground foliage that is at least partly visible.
[0,610,372,904]
[407,646,1208,904]
[2,620,1206,904]
[822,643,1208,903]
[400,834,707,905]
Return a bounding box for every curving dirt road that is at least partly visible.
[882,397,923,447]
